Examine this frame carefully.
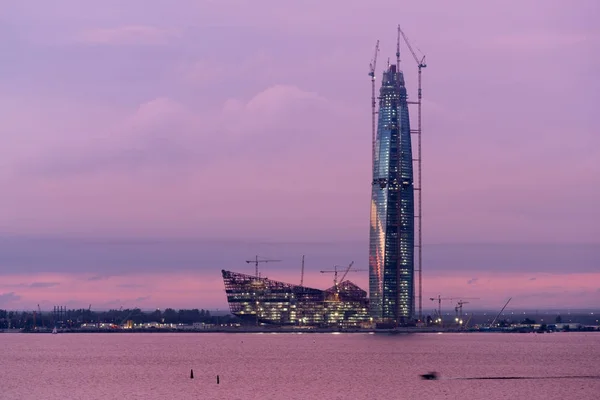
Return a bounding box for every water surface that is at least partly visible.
[2,332,599,399]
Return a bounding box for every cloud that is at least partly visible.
[244,84,328,115]
[0,239,598,276]
[16,83,354,192]
[467,278,479,285]
[0,292,21,305]
[87,275,109,281]
[77,26,179,45]
[1,268,600,311]
[20,97,207,178]
[100,299,125,309]
[0,272,226,310]
[529,277,537,281]
[219,84,348,146]
[29,282,60,288]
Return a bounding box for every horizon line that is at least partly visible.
[0,234,598,247]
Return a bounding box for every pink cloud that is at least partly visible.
[1,269,598,311]
[0,272,225,310]
[77,26,179,45]
[3,83,369,240]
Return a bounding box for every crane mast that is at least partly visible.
[368,40,380,171]
[396,27,401,73]
[398,25,426,322]
[430,295,453,321]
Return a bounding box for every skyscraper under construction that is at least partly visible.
[369,61,415,325]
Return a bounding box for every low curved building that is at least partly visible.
[221,270,370,327]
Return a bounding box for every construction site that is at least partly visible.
[218,26,527,330]
[221,25,434,329]
[222,259,370,328]
[5,27,534,333]
[220,257,500,330]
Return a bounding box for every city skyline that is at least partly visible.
[1,1,598,311]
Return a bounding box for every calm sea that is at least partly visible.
[1,332,599,399]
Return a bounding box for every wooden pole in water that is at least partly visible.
[217,375,220,384]
[190,369,194,379]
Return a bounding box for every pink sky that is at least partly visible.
[0,0,598,311]
[1,270,599,312]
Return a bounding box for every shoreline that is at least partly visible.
[6,327,599,334]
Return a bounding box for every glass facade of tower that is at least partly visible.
[369,64,414,324]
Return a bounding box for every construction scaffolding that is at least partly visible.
[398,25,427,322]
[222,270,370,327]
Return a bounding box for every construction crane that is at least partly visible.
[320,265,344,289]
[245,255,281,278]
[454,300,470,318]
[430,296,454,320]
[368,40,380,171]
[38,304,43,328]
[490,297,512,327]
[338,261,356,284]
[398,24,426,322]
[430,296,479,322]
[320,262,366,291]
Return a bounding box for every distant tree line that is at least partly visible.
[0,308,239,330]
